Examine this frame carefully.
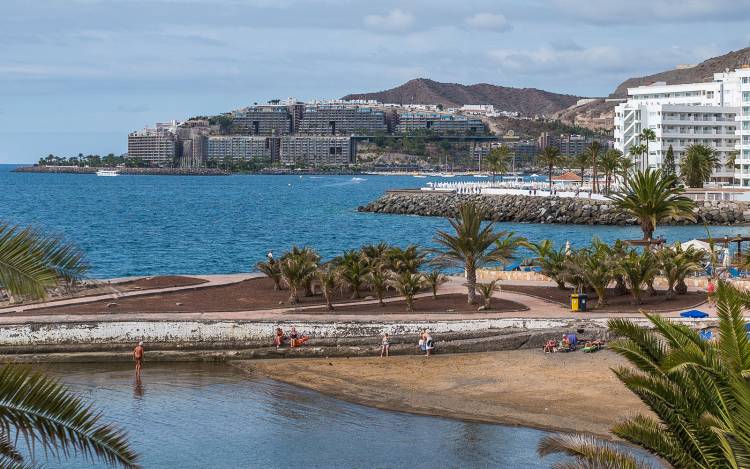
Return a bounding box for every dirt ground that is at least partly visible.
[503,285,705,313]
[239,349,647,437]
[116,275,207,291]
[302,293,527,314]
[26,277,430,316]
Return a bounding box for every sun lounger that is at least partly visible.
[699,330,713,341]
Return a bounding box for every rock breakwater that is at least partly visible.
[358,191,750,226]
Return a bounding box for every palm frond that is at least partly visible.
[537,433,654,469]
[0,366,138,468]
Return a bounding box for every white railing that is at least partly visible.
[420,181,611,200]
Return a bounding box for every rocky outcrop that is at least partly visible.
[359,191,750,226]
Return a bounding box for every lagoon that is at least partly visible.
[41,363,569,468]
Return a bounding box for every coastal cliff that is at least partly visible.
[358,191,750,226]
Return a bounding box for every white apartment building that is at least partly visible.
[731,68,750,187]
[614,76,739,185]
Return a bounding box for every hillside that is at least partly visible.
[610,47,750,97]
[342,78,582,116]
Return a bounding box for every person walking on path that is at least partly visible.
[133,341,144,377]
[380,333,390,358]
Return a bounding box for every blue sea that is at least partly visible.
[1,164,745,278]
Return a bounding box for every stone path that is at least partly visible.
[0,275,714,325]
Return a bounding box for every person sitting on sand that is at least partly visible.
[418,330,426,353]
[381,333,390,358]
[543,339,557,353]
[273,327,285,349]
[424,331,434,357]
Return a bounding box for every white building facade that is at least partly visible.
[614,74,741,185]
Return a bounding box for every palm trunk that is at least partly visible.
[665,286,676,300]
[630,289,642,305]
[466,268,477,304]
[647,279,657,296]
[675,279,688,295]
[406,296,413,312]
[548,166,553,193]
[288,286,299,305]
[614,275,627,296]
[595,287,607,308]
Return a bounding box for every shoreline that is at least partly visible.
[238,349,647,438]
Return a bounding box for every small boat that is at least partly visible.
[439,173,456,178]
[473,174,489,178]
[351,177,366,182]
[96,169,119,177]
[413,175,427,179]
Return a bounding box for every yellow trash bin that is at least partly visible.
[570,294,579,312]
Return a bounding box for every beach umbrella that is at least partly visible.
[565,240,571,256]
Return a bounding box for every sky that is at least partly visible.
[2,0,750,163]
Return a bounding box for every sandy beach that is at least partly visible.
[238,349,647,437]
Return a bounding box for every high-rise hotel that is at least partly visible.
[614,67,750,187]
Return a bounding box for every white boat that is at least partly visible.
[439,173,456,178]
[473,174,489,178]
[96,169,119,177]
[414,175,427,179]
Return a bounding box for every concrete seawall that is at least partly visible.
[0,316,717,362]
[359,191,750,225]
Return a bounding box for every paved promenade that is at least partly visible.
[0,274,714,325]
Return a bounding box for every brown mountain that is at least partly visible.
[342,78,582,116]
[554,47,750,131]
[610,47,750,98]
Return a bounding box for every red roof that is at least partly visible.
[551,171,582,182]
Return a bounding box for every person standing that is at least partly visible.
[380,333,390,358]
[133,341,144,377]
[424,331,434,357]
[707,278,716,306]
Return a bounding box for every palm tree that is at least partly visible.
[526,240,568,289]
[639,128,656,168]
[577,246,614,308]
[655,243,702,299]
[316,265,337,311]
[628,143,647,171]
[360,242,391,265]
[484,145,512,182]
[279,252,317,304]
[425,269,444,299]
[608,169,695,241]
[571,152,590,187]
[617,250,658,305]
[0,224,89,301]
[681,143,720,188]
[256,260,282,290]
[388,271,424,312]
[536,146,563,193]
[282,246,320,296]
[335,250,370,299]
[619,157,635,182]
[585,141,602,193]
[476,280,499,309]
[540,283,750,467]
[433,202,522,304]
[0,224,137,468]
[385,245,426,274]
[365,266,389,306]
[599,149,623,194]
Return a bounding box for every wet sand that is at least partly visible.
[240,349,647,437]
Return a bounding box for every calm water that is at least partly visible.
[36,363,570,468]
[1,165,745,278]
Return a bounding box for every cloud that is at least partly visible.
[464,13,511,32]
[364,9,414,32]
[549,0,750,25]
